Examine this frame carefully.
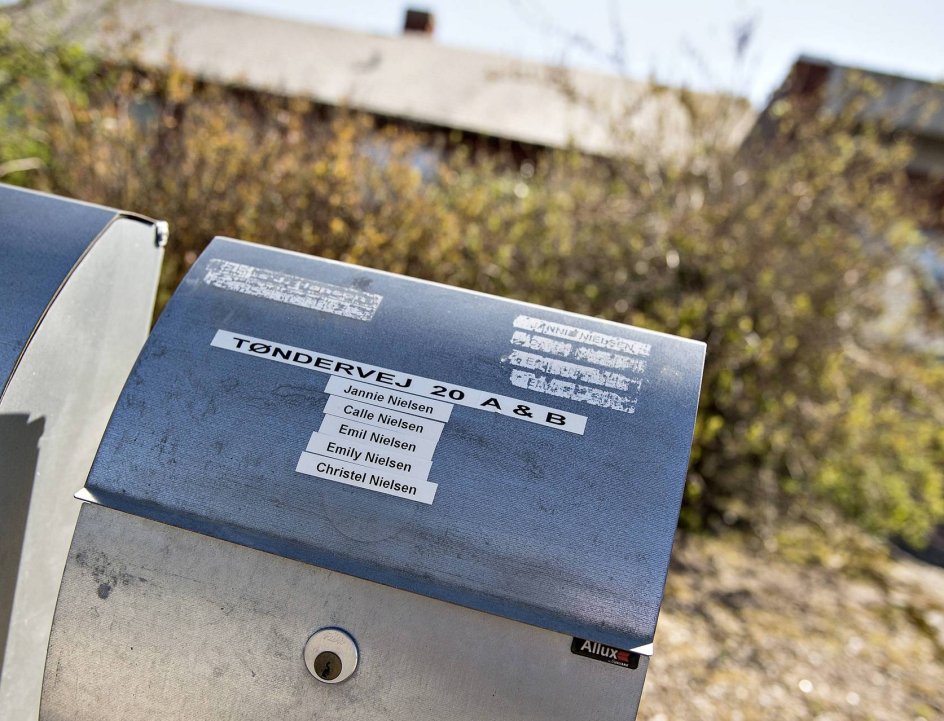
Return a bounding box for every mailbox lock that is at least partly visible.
[304,628,358,684]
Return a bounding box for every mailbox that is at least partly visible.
[0,184,165,719]
[42,237,704,720]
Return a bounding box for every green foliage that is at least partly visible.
[0,13,96,178]
[2,16,941,543]
[816,355,944,544]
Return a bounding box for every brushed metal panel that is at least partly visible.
[42,504,648,721]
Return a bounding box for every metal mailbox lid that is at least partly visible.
[82,236,705,651]
[0,184,119,393]
[1,186,164,721]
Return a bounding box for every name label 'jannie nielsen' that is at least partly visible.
[323,376,452,422]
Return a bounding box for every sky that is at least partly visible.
[189,0,943,106]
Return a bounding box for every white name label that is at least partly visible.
[317,414,440,460]
[322,396,445,443]
[296,452,438,504]
[324,376,453,422]
[306,432,433,483]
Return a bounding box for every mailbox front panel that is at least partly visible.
[43,503,650,721]
[81,237,704,652]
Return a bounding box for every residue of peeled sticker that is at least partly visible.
[504,316,649,414]
[203,259,382,321]
[513,315,651,357]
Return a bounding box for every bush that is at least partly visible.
[2,16,941,543]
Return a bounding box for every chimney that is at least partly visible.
[403,9,435,36]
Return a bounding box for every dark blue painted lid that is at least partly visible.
[83,236,705,650]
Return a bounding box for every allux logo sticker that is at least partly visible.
[570,637,640,670]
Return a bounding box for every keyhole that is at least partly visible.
[314,651,342,681]
[304,628,357,684]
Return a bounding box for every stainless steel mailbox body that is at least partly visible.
[43,237,704,720]
[0,184,165,719]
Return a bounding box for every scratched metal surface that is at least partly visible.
[0,184,117,396]
[83,236,705,651]
[0,186,164,719]
[42,504,649,721]
[2,218,162,719]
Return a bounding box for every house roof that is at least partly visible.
[798,55,944,141]
[10,0,754,159]
[769,56,944,179]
